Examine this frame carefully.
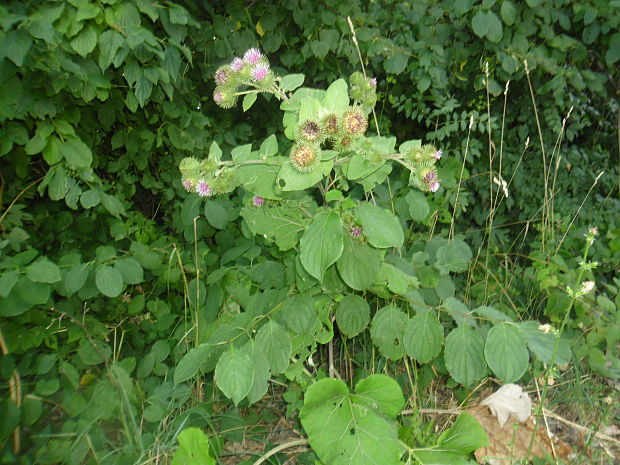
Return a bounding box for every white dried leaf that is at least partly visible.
[480,383,532,427]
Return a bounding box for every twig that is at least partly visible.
[0,176,45,226]
[251,439,309,465]
[347,16,381,136]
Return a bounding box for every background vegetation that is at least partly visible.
[0,0,618,464]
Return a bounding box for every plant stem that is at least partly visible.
[526,237,593,460]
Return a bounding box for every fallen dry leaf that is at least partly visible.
[480,383,532,427]
[469,385,573,465]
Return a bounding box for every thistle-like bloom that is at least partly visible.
[182,179,194,192]
[334,135,354,152]
[213,88,236,109]
[243,48,263,64]
[230,57,244,72]
[196,180,213,197]
[370,77,377,87]
[215,66,230,85]
[342,107,368,136]
[321,113,340,136]
[213,90,224,104]
[251,63,270,81]
[429,181,440,192]
[351,226,363,238]
[297,119,324,143]
[431,149,443,160]
[252,196,264,207]
[290,143,320,172]
[423,170,437,183]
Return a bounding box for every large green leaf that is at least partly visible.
[64,263,90,294]
[414,450,478,465]
[61,139,93,169]
[299,210,344,281]
[114,257,143,285]
[214,348,254,406]
[485,11,503,43]
[406,190,430,221]
[238,164,282,200]
[241,204,309,251]
[171,427,215,465]
[444,325,486,386]
[322,78,349,112]
[300,375,405,465]
[434,239,472,274]
[95,265,124,298]
[240,340,271,404]
[516,321,571,366]
[471,10,489,37]
[280,73,305,92]
[255,321,291,374]
[484,323,529,382]
[0,271,19,297]
[174,344,210,384]
[403,312,443,363]
[4,30,32,66]
[335,295,370,338]
[336,238,381,290]
[281,295,317,334]
[26,258,61,283]
[370,305,408,360]
[437,412,488,453]
[70,26,98,57]
[98,30,124,71]
[355,204,404,249]
[277,160,333,191]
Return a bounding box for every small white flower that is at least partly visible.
[580,281,595,294]
[538,324,552,334]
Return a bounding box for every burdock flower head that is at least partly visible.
[243,48,263,65]
[251,63,270,82]
[297,119,325,143]
[182,178,195,192]
[321,113,340,137]
[196,180,213,197]
[214,66,231,85]
[252,196,264,207]
[290,143,320,172]
[342,107,368,137]
[416,167,440,193]
[333,134,354,153]
[230,57,244,72]
[350,226,363,238]
[213,88,237,109]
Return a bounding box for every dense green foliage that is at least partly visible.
[1,1,618,464]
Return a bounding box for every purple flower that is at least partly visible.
[423,170,437,183]
[182,179,194,192]
[429,181,440,193]
[370,77,377,87]
[215,68,229,85]
[252,196,264,207]
[213,91,224,104]
[243,48,263,65]
[196,180,213,197]
[351,226,363,238]
[230,57,244,71]
[251,64,270,81]
[432,150,443,160]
